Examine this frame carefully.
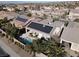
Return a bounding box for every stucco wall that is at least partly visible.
[60,38,79,52]
[36,53,47,57]
[71,43,79,52]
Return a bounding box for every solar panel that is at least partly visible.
[16,17,28,23]
[28,22,53,33]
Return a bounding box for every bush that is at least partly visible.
[1,33,5,37]
[27,13,32,17]
[74,19,79,22]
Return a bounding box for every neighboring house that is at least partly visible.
[4,12,19,20]
[16,5,24,11]
[60,22,79,52]
[42,6,52,12]
[29,10,44,17]
[0,11,18,20]
[13,16,28,28]
[68,9,79,21]
[3,7,15,12]
[51,9,68,16]
[0,11,6,19]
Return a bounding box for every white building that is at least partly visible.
[69,9,79,21]
[3,7,15,12]
[20,20,65,42]
[25,21,54,40]
[60,22,79,52]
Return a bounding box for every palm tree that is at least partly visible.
[28,37,66,57]
[27,39,43,57]
[29,40,38,57]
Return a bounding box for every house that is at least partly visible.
[0,11,6,19]
[15,20,64,45]
[16,5,24,11]
[51,9,68,17]
[6,12,18,20]
[10,20,65,56]
[42,6,52,12]
[29,10,44,17]
[68,9,79,21]
[20,20,65,42]
[6,7,15,12]
[60,22,79,52]
[0,11,18,20]
[3,6,15,12]
[13,15,28,28]
[25,21,54,40]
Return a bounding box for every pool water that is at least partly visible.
[16,36,32,45]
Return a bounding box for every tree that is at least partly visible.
[28,38,67,57]
[43,14,47,19]
[24,7,28,11]
[15,8,21,13]
[64,21,69,27]
[53,17,59,22]
[74,18,79,22]
[27,13,32,17]
[28,39,41,57]
[61,10,70,19]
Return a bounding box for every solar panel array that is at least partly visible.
[28,22,53,33]
[16,17,28,23]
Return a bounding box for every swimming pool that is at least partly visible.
[15,36,32,45]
